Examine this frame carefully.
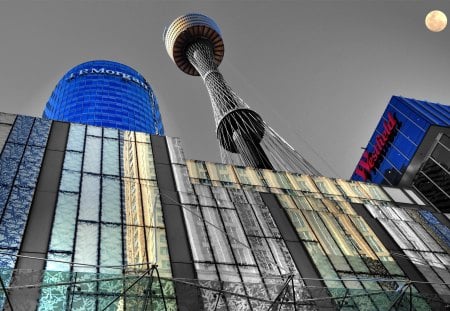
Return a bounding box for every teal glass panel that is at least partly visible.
[74,223,98,273]
[38,270,71,311]
[66,124,85,152]
[49,192,78,252]
[63,151,82,172]
[83,136,101,174]
[79,174,100,222]
[100,224,123,274]
[303,241,343,290]
[59,170,81,192]
[102,138,119,176]
[101,176,121,224]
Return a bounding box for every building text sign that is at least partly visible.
[354,112,398,181]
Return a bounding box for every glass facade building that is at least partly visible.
[43,60,164,135]
[0,112,449,310]
[351,96,450,212]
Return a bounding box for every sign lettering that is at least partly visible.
[354,112,398,181]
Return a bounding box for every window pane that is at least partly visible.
[102,138,119,176]
[74,222,98,272]
[83,136,101,174]
[166,137,185,164]
[50,192,78,251]
[182,205,214,262]
[382,187,413,204]
[79,174,100,222]
[59,170,81,192]
[220,208,255,265]
[67,124,85,152]
[63,151,82,172]
[86,125,102,137]
[101,177,121,224]
[100,224,122,274]
[202,206,234,263]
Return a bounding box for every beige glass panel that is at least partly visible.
[146,228,172,277]
[305,197,328,212]
[260,169,282,188]
[140,180,164,228]
[233,166,265,187]
[320,212,370,273]
[336,201,357,215]
[291,195,313,210]
[285,173,319,193]
[186,160,209,180]
[205,162,238,184]
[275,194,297,209]
[349,215,391,258]
[136,142,156,180]
[303,210,351,271]
[336,179,370,199]
[359,183,391,201]
[312,176,341,195]
[285,209,317,241]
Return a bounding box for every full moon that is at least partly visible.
[425,10,447,32]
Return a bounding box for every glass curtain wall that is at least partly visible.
[41,124,176,310]
[181,158,437,309]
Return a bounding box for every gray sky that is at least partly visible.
[0,0,449,178]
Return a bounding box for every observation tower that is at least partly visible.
[164,13,319,174]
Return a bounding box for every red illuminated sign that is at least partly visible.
[354,112,398,181]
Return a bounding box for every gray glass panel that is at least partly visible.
[172,164,197,204]
[182,205,214,262]
[79,174,100,222]
[101,177,121,224]
[247,237,280,277]
[220,208,255,265]
[404,189,425,205]
[382,187,413,204]
[0,113,16,125]
[74,222,98,273]
[49,192,78,252]
[194,184,216,207]
[267,238,297,275]
[404,250,450,297]
[194,263,218,281]
[235,203,263,237]
[407,222,443,252]
[102,138,119,176]
[66,124,85,152]
[166,137,185,164]
[211,186,234,208]
[395,221,429,251]
[378,219,413,249]
[202,206,234,264]
[0,124,12,152]
[83,136,101,174]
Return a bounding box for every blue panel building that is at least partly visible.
[351,96,450,211]
[43,60,164,135]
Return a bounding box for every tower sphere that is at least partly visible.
[164,13,224,76]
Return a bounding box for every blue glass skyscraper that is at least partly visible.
[43,60,164,134]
